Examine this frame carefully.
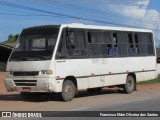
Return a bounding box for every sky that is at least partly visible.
[0,0,160,46]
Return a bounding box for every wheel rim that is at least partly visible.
[65,85,73,97]
[127,79,134,90]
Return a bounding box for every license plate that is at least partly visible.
[21,87,31,92]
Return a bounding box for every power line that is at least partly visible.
[0,0,160,31]
[0,7,36,15]
[19,0,160,29]
[0,12,69,17]
[25,0,160,26]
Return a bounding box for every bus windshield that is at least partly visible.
[9,26,59,61]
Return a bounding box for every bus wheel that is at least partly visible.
[87,87,102,93]
[20,92,41,100]
[61,80,76,101]
[123,75,135,94]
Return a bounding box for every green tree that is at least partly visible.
[3,34,18,43]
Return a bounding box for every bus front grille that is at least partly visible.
[13,71,39,76]
[14,80,37,86]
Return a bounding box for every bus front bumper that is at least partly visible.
[4,77,59,93]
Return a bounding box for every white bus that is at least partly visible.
[5,23,157,101]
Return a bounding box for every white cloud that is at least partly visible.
[109,5,146,18]
[133,0,149,8]
[105,0,160,28]
[144,9,159,22]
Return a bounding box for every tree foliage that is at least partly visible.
[3,34,18,44]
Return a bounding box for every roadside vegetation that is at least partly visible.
[3,34,18,44]
[137,76,160,85]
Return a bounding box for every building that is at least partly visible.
[156,48,160,57]
[0,43,13,71]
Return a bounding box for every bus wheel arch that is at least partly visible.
[61,76,78,101]
[124,73,136,93]
[128,73,137,91]
[64,76,77,88]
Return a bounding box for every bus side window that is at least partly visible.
[113,33,118,56]
[136,33,153,56]
[87,31,102,57]
[148,33,154,55]
[67,32,75,49]
[107,44,112,56]
[66,30,87,57]
[102,32,112,56]
[128,34,134,55]
[135,45,139,55]
[134,34,139,55]
[56,29,68,58]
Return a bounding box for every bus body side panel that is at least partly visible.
[55,55,156,92]
[88,58,126,88]
[88,56,156,88]
[133,57,156,82]
[55,59,90,92]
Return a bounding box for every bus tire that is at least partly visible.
[61,80,76,101]
[87,87,102,93]
[123,75,135,94]
[20,92,41,100]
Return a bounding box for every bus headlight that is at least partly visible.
[6,71,13,76]
[41,70,53,75]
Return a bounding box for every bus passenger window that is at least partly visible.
[102,32,112,56]
[113,33,118,56]
[107,44,112,56]
[114,46,118,56]
[101,44,112,56]
[88,32,92,43]
[135,45,139,55]
[134,34,139,55]
[128,34,134,55]
[67,30,87,57]
[113,34,117,46]
[88,31,103,57]
[129,45,134,55]
[56,30,68,58]
[67,32,75,49]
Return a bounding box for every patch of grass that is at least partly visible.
[137,77,160,85]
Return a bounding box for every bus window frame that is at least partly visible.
[56,28,155,60]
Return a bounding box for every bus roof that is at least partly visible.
[24,23,153,33]
[60,23,153,33]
